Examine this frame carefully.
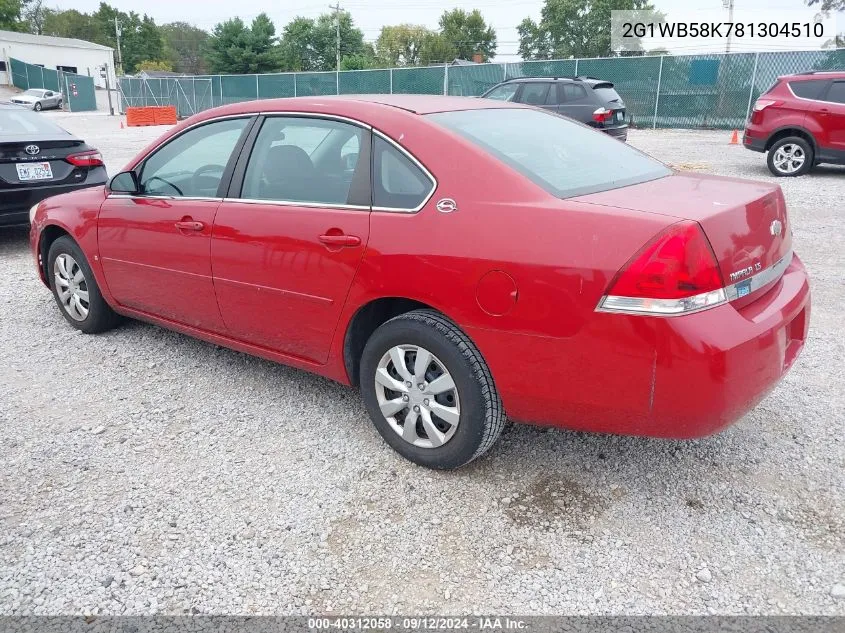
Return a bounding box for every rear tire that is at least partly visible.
[47,236,122,334]
[360,310,505,469]
[767,136,813,177]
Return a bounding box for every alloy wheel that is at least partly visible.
[772,143,805,175]
[374,344,461,449]
[53,254,89,321]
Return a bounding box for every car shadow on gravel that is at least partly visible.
[0,225,30,253]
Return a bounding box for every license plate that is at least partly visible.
[17,162,53,181]
[616,111,625,122]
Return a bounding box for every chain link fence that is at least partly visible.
[8,57,98,112]
[118,48,844,128]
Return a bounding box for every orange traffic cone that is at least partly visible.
[729,129,739,145]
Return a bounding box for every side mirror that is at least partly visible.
[109,171,139,194]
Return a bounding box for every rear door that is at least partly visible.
[516,82,551,107]
[211,114,372,363]
[818,80,845,156]
[556,82,594,123]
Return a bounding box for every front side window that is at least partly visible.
[372,136,434,211]
[519,83,551,105]
[484,84,518,102]
[823,81,845,104]
[240,117,365,205]
[429,108,671,198]
[140,118,249,197]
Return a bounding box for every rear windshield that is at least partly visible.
[0,108,68,136]
[427,108,670,198]
[592,85,623,103]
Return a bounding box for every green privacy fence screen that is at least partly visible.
[118,48,844,128]
[9,58,98,112]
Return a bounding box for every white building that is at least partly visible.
[0,30,116,89]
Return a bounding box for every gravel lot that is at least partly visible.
[1,114,843,616]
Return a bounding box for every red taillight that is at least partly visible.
[66,150,104,167]
[592,107,614,123]
[599,222,727,316]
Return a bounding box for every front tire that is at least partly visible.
[47,236,122,334]
[360,310,505,469]
[34,102,42,112]
[767,136,813,177]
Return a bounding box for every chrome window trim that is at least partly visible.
[596,248,794,317]
[107,194,223,202]
[258,110,373,130]
[222,197,370,211]
[371,129,437,214]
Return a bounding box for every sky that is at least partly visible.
[49,0,844,60]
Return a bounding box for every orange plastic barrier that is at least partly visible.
[126,106,178,127]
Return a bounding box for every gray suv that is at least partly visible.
[481,77,628,141]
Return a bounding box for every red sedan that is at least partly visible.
[30,96,810,469]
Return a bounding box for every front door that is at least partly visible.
[211,115,371,364]
[98,116,253,331]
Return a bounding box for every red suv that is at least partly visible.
[744,71,845,177]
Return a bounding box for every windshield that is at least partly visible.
[23,89,45,96]
[428,108,670,198]
[593,86,623,104]
[0,108,68,136]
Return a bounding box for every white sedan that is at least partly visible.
[10,89,63,111]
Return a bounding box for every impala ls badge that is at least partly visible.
[436,198,457,213]
[25,144,40,155]
[770,219,783,237]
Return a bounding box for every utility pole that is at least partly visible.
[329,3,341,72]
[723,0,735,54]
[114,17,124,75]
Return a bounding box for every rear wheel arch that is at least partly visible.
[765,127,817,154]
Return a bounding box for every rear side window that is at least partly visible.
[372,136,434,211]
[429,108,671,199]
[519,83,550,105]
[822,81,845,104]
[560,83,588,102]
[789,79,828,100]
[592,85,623,104]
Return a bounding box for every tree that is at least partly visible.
[312,10,366,71]
[279,17,318,71]
[340,44,378,70]
[22,0,46,34]
[0,0,28,31]
[136,59,173,72]
[806,0,845,11]
[517,0,654,60]
[42,9,102,43]
[420,33,457,65]
[206,13,281,74]
[279,10,366,72]
[376,24,433,66]
[438,9,496,61]
[160,22,209,75]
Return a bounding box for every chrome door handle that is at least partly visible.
[175,220,204,231]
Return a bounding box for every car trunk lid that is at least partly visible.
[0,139,87,188]
[574,173,791,305]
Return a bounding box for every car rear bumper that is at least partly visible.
[466,254,810,438]
[743,126,767,153]
[602,125,628,142]
[1,170,107,226]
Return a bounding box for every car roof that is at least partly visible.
[200,94,526,118]
[781,71,845,81]
[500,76,611,86]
